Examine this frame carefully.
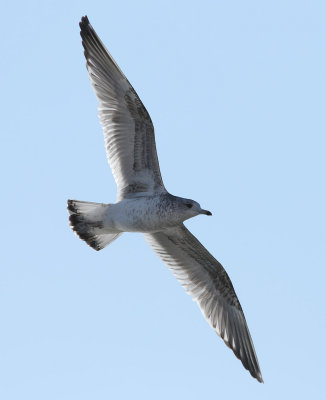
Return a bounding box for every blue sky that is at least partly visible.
[1,0,325,398]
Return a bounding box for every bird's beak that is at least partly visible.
[200,209,212,216]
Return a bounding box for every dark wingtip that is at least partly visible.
[79,16,92,39]
[255,372,264,383]
[80,15,89,28]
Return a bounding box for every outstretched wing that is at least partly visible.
[144,225,263,383]
[80,16,166,199]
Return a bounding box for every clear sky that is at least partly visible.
[1,0,325,399]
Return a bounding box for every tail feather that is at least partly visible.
[67,199,122,251]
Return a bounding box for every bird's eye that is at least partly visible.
[186,203,193,208]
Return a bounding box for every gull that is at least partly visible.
[68,16,263,383]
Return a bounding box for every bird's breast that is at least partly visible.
[108,196,181,233]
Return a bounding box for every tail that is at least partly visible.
[67,199,122,251]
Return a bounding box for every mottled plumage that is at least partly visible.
[68,15,263,383]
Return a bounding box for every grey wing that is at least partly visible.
[80,16,165,199]
[144,225,263,383]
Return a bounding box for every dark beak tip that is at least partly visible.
[206,211,212,216]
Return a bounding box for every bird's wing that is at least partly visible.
[79,16,166,200]
[144,225,263,383]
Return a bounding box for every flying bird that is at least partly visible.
[68,15,263,383]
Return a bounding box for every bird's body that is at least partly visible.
[68,16,263,383]
[105,195,172,233]
[108,194,210,232]
[73,194,207,234]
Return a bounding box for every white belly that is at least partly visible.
[102,196,180,233]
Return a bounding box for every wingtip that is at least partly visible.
[247,358,263,383]
[255,372,264,383]
[250,366,263,383]
[79,16,92,36]
[80,15,89,27]
[217,316,263,383]
[79,15,95,57]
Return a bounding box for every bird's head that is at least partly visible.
[178,197,212,220]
